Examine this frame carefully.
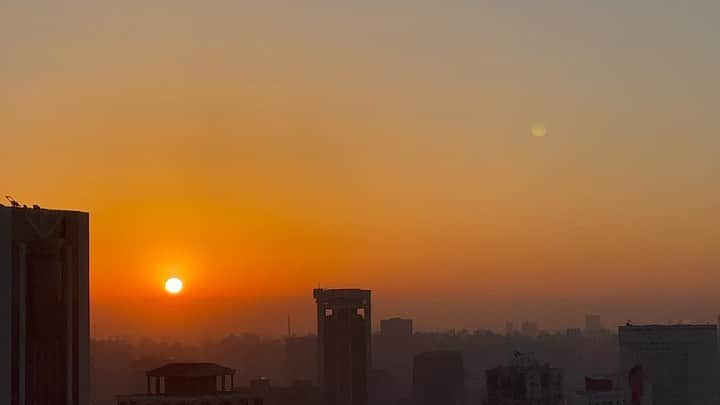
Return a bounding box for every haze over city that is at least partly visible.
[3,1,720,341]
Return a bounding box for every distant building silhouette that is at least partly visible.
[412,350,464,405]
[116,362,263,405]
[520,321,539,338]
[380,318,413,339]
[505,322,515,336]
[314,288,371,405]
[285,335,317,385]
[566,328,582,338]
[375,318,413,404]
[91,338,137,405]
[619,324,719,405]
[584,315,603,338]
[0,206,90,405]
[584,315,601,333]
[485,353,563,405]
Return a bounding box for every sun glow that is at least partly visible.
[531,124,547,137]
[165,277,183,294]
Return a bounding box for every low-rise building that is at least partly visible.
[116,362,264,405]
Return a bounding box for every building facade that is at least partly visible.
[313,288,371,405]
[618,324,719,405]
[0,206,90,405]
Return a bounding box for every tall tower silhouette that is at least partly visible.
[313,288,371,405]
[0,206,90,405]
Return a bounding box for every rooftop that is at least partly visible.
[118,392,252,401]
[0,204,87,215]
[146,363,234,377]
[619,324,716,331]
[313,288,371,302]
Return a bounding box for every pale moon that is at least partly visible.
[165,277,183,294]
[531,124,547,137]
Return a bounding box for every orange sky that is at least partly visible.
[2,1,720,340]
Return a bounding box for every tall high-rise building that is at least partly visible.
[619,324,719,405]
[313,288,371,405]
[412,351,465,405]
[0,206,90,405]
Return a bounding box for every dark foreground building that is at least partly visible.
[0,206,90,405]
[412,350,464,405]
[314,288,371,405]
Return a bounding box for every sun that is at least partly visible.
[165,277,183,294]
[531,123,547,137]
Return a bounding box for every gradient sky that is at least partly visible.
[2,0,719,340]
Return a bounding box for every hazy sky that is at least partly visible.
[2,1,719,340]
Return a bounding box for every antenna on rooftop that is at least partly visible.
[5,195,21,207]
